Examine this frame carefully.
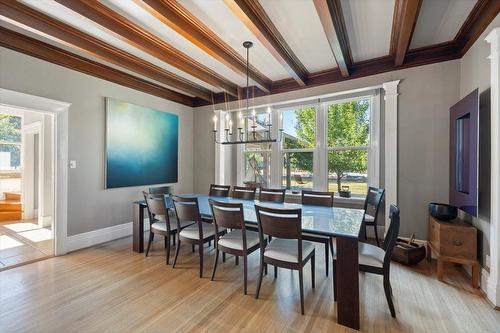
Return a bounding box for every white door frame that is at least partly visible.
[21,121,44,224]
[0,88,70,256]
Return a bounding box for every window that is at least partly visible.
[242,113,271,188]
[327,99,370,196]
[281,107,315,191]
[0,114,22,170]
[235,93,378,198]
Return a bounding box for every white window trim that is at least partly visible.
[233,90,381,199]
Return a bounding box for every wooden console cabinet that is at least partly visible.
[426,215,479,288]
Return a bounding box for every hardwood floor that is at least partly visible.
[0,219,53,270]
[0,236,498,333]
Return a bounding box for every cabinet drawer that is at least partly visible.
[439,225,476,260]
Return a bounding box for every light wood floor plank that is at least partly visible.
[0,236,499,332]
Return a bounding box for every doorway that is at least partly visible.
[0,109,55,270]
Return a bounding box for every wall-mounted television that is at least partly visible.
[449,89,479,217]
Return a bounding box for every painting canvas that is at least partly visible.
[105,98,178,188]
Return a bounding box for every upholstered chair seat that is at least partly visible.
[363,214,375,223]
[179,223,223,240]
[264,238,315,263]
[218,230,260,251]
[151,219,193,232]
[333,241,385,268]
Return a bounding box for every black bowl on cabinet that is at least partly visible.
[428,203,458,221]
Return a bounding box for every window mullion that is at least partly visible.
[315,102,327,191]
[270,109,281,188]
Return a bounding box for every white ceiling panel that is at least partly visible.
[0,18,195,96]
[410,0,476,49]
[341,0,395,62]
[19,0,221,92]
[259,0,337,72]
[178,0,291,80]
[101,0,248,87]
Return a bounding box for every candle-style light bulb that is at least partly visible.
[229,119,233,134]
[279,112,283,129]
[213,115,217,131]
[238,112,243,128]
[225,113,229,129]
[252,109,256,126]
[267,107,271,125]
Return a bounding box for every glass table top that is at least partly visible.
[155,194,365,239]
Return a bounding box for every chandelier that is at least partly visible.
[213,41,283,145]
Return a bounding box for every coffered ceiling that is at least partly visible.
[0,0,498,107]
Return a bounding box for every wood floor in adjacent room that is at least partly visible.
[0,236,498,333]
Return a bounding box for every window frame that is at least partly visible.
[279,104,317,192]
[235,91,380,198]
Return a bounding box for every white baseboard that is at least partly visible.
[65,219,150,253]
[40,215,52,228]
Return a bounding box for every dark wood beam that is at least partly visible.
[194,41,461,107]
[138,0,271,93]
[0,0,213,102]
[390,0,422,66]
[224,0,309,86]
[455,0,500,56]
[54,0,237,98]
[312,0,352,77]
[0,27,194,106]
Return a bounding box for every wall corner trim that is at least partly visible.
[485,25,500,307]
[382,80,400,231]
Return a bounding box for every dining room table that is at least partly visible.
[133,193,365,330]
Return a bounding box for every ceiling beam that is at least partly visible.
[390,0,422,67]
[224,0,309,86]
[194,42,462,107]
[0,27,194,106]
[0,0,213,102]
[454,0,500,56]
[54,0,238,97]
[138,0,272,93]
[312,0,352,77]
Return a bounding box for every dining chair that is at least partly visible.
[363,187,385,246]
[258,188,286,203]
[255,205,315,315]
[301,190,335,276]
[209,184,231,197]
[232,185,257,200]
[143,192,193,264]
[209,199,260,294]
[172,196,225,277]
[333,204,400,317]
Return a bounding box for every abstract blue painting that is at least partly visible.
[105,98,178,188]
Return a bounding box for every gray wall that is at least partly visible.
[459,16,500,270]
[194,60,461,239]
[0,47,194,236]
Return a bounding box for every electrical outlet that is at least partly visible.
[485,254,490,268]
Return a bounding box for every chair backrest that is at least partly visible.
[172,196,201,231]
[143,191,170,229]
[209,200,248,248]
[149,186,171,195]
[255,204,303,261]
[382,204,400,266]
[232,186,256,200]
[259,188,286,203]
[209,184,231,197]
[301,190,334,207]
[364,187,385,220]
